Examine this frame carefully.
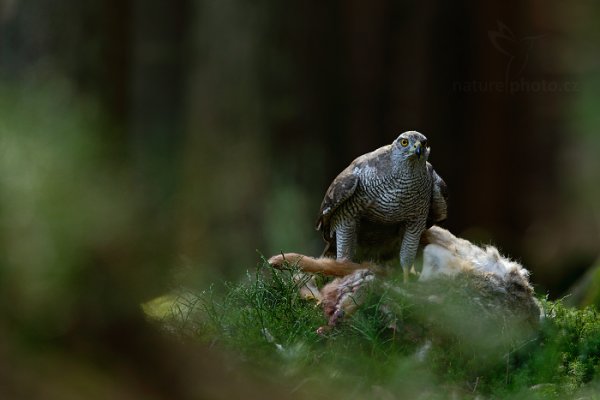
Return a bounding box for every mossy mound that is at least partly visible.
[148,261,600,399]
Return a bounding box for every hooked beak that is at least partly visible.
[415,142,423,159]
[414,140,427,159]
[414,140,428,159]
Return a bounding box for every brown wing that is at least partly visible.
[315,165,359,235]
[426,163,448,228]
[315,144,393,257]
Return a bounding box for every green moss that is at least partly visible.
[155,260,600,399]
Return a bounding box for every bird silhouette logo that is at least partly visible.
[488,21,544,82]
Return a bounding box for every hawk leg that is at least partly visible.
[400,222,425,282]
[334,218,357,261]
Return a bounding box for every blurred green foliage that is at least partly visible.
[155,261,600,399]
[0,78,140,337]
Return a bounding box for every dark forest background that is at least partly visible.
[0,1,598,398]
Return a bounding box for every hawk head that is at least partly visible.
[392,131,430,162]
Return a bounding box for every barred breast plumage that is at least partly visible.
[316,131,448,281]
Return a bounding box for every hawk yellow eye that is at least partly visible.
[400,138,409,147]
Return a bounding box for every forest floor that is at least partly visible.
[144,259,600,399]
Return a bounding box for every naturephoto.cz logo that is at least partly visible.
[453,21,578,94]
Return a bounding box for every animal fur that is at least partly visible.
[268,253,378,277]
[268,226,541,331]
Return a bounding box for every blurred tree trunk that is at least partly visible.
[176,1,270,276]
[129,0,189,286]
